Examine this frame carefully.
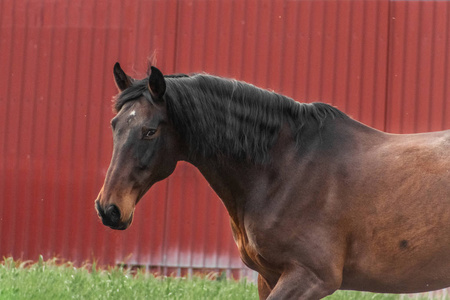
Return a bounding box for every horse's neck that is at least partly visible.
[190,117,375,225]
[194,159,263,226]
[191,124,305,226]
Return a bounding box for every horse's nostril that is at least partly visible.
[96,202,128,230]
[106,204,121,224]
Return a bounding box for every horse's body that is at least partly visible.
[96,63,450,299]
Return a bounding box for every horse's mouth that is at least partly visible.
[105,219,132,230]
[101,212,133,230]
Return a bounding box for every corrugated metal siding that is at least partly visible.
[386,0,450,133]
[1,0,449,277]
[173,0,390,130]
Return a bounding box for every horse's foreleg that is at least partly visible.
[266,265,340,300]
[258,274,272,300]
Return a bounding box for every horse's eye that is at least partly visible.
[142,128,157,139]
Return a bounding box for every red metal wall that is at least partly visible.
[386,1,450,133]
[1,0,449,276]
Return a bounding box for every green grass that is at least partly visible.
[0,256,444,299]
[0,256,257,300]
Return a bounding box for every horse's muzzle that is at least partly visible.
[95,200,132,230]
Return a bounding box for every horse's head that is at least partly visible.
[95,63,182,230]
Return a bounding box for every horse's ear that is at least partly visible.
[113,62,133,92]
[148,66,166,100]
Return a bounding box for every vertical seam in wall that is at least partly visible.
[427,2,437,131]
[0,0,16,254]
[160,0,182,272]
[161,174,171,271]
[172,0,181,72]
[413,1,423,133]
[442,1,450,129]
[383,0,393,132]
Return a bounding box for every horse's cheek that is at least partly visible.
[136,140,157,169]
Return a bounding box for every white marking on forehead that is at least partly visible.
[129,110,136,117]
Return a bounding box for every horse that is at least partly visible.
[95,62,450,299]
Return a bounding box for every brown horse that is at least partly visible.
[96,62,450,299]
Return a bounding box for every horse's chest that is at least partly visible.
[230,219,279,277]
[229,219,256,260]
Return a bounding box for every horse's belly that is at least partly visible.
[341,243,450,293]
[341,169,450,293]
[341,269,450,293]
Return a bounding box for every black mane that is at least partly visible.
[114,73,347,163]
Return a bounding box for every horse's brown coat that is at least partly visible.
[96,64,450,299]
